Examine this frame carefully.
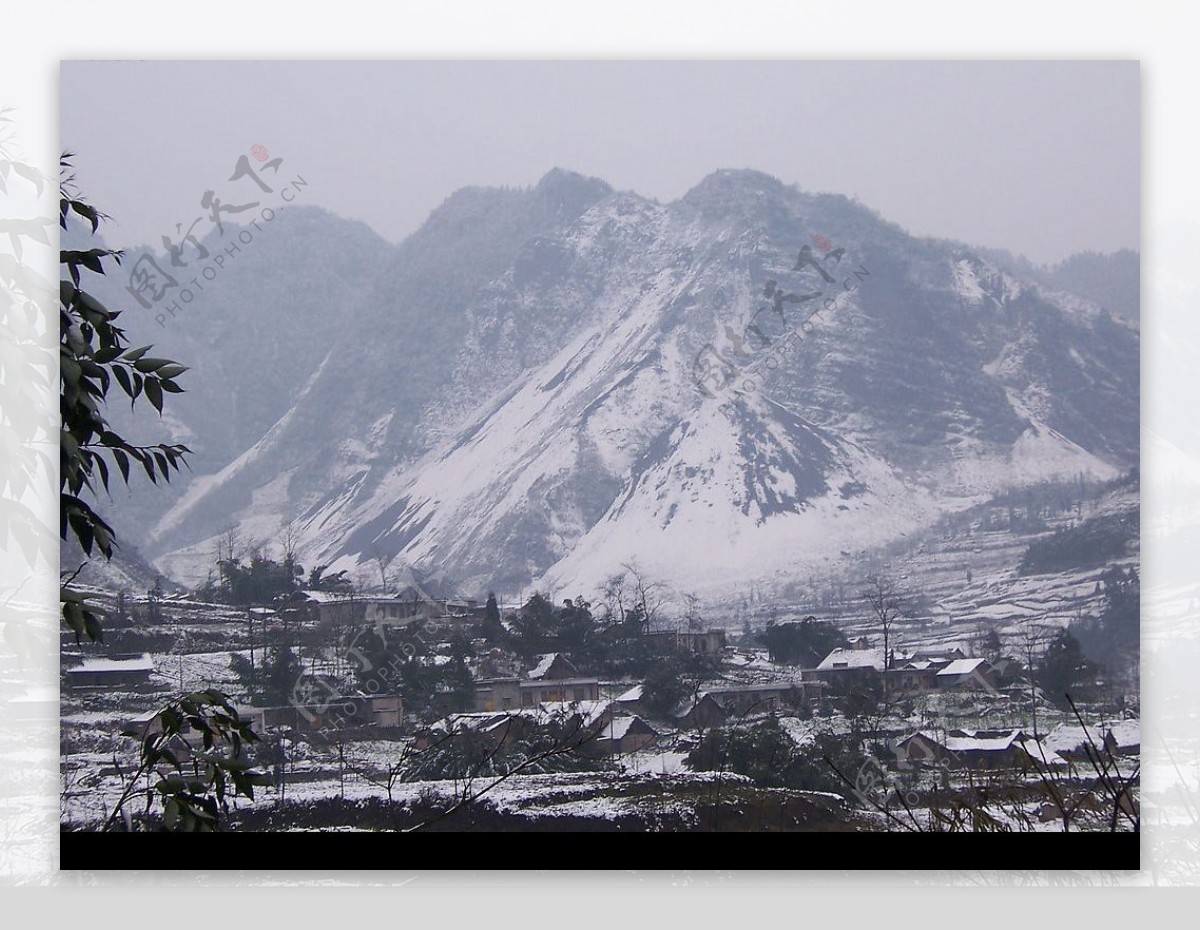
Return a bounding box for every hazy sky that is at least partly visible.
[60,60,1138,264]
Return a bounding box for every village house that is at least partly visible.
[520,676,602,707]
[473,678,522,712]
[813,642,890,690]
[592,715,658,755]
[674,692,728,730]
[535,699,614,731]
[934,657,1000,692]
[238,693,403,733]
[473,653,600,712]
[892,660,940,694]
[892,730,956,769]
[297,590,455,630]
[704,679,824,716]
[816,641,998,697]
[895,728,1038,771]
[420,700,620,754]
[445,598,487,620]
[64,653,156,689]
[645,629,728,655]
[612,683,645,715]
[526,652,580,681]
[911,646,967,662]
[414,711,534,752]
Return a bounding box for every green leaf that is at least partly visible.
[140,452,158,484]
[163,797,179,830]
[144,378,163,413]
[113,364,133,398]
[70,199,100,233]
[93,454,109,492]
[111,447,130,484]
[78,290,111,318]
[133,357,172,373]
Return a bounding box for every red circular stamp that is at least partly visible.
[251,144,270,162]
[812,233,833,253]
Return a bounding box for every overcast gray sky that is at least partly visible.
[60,60,1138,264]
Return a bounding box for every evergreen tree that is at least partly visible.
[760,616,844,665]
[482,591,504,643]
[232,645,304,706]
[1038,629,1097,707]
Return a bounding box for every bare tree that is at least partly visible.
[600,572,630,625]
[279,518,300,569]
[862,574,903,701]
[370,546,395,594]
[215,523,241,594]
[1015,623,1053,737]
[622,561,668,633]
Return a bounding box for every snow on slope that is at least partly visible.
[145,171,1138,602]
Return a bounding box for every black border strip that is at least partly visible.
[61,830,1140,871]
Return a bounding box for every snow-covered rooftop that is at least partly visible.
[526,653,560,680]
[68,655,155,674]
[943,728,1024,753]
[537,700,610,727]
[599,716,653,741]
[615,684,644,703]
[816,647,886,671]
[936,658,990,677]
[298,590,353,604]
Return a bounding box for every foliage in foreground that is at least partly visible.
[59,155,190,641]
[686,716,866,798]
[102,690,268,832]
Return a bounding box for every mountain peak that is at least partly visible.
[681,168,790,204]
[532,167,613,216]
[535,166,610,191]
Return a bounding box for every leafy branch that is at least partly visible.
[58,153,191,641]
[104,689,268,832]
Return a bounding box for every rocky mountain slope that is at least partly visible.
[97,169,1137,605]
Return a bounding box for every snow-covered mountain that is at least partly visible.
[72,205,394,543]
[139,169,1139,603]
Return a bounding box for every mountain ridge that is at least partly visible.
[78,169,1137,605]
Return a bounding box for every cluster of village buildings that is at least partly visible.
[63,590,1140,774]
